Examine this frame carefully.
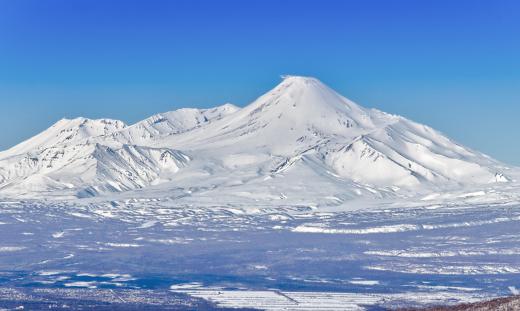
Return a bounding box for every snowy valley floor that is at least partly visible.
[1,197,520,310]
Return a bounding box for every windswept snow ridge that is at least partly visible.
[0,76,513,199]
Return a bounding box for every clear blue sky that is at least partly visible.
[1,0,519,164]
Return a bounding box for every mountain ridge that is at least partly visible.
[0,76,512,199]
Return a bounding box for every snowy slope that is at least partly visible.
[0,76,513,199]
[110,103,239,145]
[0,142,189,198]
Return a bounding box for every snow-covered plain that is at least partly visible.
[1,196,520,309]
[0,76,519,309]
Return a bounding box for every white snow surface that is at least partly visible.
[0,76,514,199]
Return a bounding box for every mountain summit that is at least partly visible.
[0,76,511,199]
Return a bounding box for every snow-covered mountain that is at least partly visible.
[0,76,512,199]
